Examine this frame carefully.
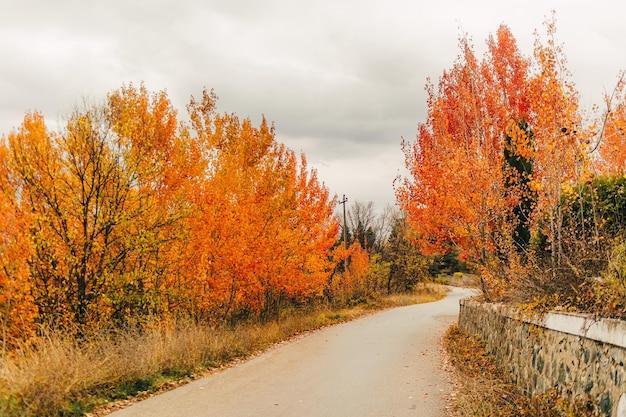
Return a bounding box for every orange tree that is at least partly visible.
[396,19,584,299]
[595,72,626,175]
[0,141,37,353]
[1,84,341,337]
[395,25,532,298]
[174,89,340,320]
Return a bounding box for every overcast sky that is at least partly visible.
[2,0,626,212]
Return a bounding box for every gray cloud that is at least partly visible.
[2,0,626,210]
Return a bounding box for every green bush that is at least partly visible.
[564,175,626,238]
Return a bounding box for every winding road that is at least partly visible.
[108,286,474,417]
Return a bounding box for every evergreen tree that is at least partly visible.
[503,119,536,255]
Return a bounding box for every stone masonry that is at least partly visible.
[459,299,626,416]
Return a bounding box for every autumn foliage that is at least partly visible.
[0,145,36,348]
[182,89,339,319]
[396,26,530,266]
[0,84,342,348]
[596,72,626,175]
[395,16,608,301]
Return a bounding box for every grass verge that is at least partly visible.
[0,283,447,417]
[443,324,596,416]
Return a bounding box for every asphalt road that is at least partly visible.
[108,286,474,417]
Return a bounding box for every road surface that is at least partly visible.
[108,287,474,417]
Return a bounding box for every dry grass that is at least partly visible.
[443,325,596,417]
[443,325,524,416]
[375,282,449,307]
[0,284,447,417]
[437,273,480,288]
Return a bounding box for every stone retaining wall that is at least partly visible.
[459,299,626,416]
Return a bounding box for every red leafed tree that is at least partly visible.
[396,19,583,298]
[395,26,531,297]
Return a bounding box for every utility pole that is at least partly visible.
[339,194,348,249]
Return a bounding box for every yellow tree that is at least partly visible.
[105,84,201,322]
[527,16,584,271]
[8,109,137,327]
[8,86,194,329]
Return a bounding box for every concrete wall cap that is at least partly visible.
[461,298,626,348]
